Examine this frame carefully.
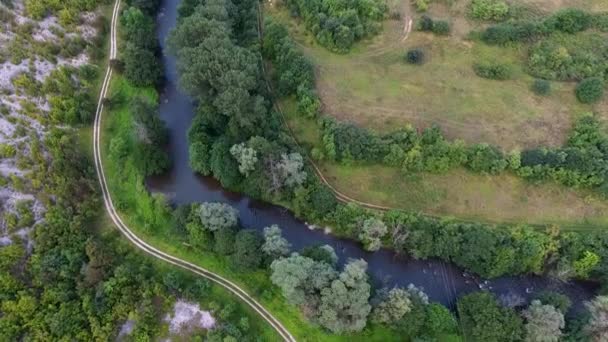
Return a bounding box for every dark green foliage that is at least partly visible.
[473,62,511,80]
[383,210,551,278]
[120,7,162,87]
[531,79,551,96]
[406,48,425,64]
[418,15,450,35]
[534,291,572,313]
[130,96,170,176]
[432,20,450,35]
[231,229,263,269]
[209,139,242,189]
[300,244,338,266]
[576,77,604,104]
[126,0,160,15]
[546,8,591,34]
[458,292,524,341]
[284,0,387,53]
[214,227,236,255]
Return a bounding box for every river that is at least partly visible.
[148,0,597,311]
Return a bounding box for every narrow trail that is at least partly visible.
[92,1,295,340]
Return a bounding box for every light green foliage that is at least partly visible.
[358,217,387,251]
[522,300,564,342]
[470,0,509,21]
[573,251,600,278]
[372,287,412,324]
[270,253,337,306]
[414,0,430,12]
[318,259,371,333]
[262,225,291,260]
[230,143,257,176]
[584,296,608,341]
[277,152,307,188]
[197,202,239,232]
[0,144,16,159]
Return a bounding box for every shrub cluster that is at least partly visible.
[470,0,509,22]
[531,79,551,96]
[473,62,512,80]
[283,0,387,53]
[482,8,606,45]
[576,77,604,104]
[418,15,450,35]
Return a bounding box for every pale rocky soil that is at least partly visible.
[165,300,216,334]
[0,0,98,245]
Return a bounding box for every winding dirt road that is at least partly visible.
[92,1,295,340]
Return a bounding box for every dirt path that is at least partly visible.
[93,2,296,341]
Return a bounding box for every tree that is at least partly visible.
[576,77,604,104]
[230,143,257,176]
[372,287,411,324]
[531,79,551,96]
[584,296,608,341]
[276,153,307,188]
[214,227,236,255]
[232,230,263,269]
[198,202,238,232]
[262,225,291,260]
[522,300,564,342]
[317,259,372,333]
[270,254,337,308]
[358,217,388,251]
[457,292,524,342]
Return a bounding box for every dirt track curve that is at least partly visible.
[92,1,296,340]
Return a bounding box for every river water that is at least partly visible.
[148,0,597,311]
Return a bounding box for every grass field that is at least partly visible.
[268,1,607,151]
[282,99,608,229]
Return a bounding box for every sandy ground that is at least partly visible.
[165,300,216,334]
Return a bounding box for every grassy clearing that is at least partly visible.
[93,75,402,341]
[281,98,608,230]
[267,2,606,151]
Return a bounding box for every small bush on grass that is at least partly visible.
[406,48,425,65]
[531,79,551,96]
[470,0,509,22]
[473,62,512,80]
[575,77,604,104]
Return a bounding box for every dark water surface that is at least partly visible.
[148,0,597,311]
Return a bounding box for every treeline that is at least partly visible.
[283,0,388,53]
[264,18,608,196]
[174,200,608,340]
[482,8,608,46]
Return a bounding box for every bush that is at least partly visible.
[406,48,425,65]
[473,62,511,80]
[431,20,450,35]
[575,77,604,104]
[548,8,591,34]
[418,15,434,31]
[470,0,509,21]
[531,79,551,96]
